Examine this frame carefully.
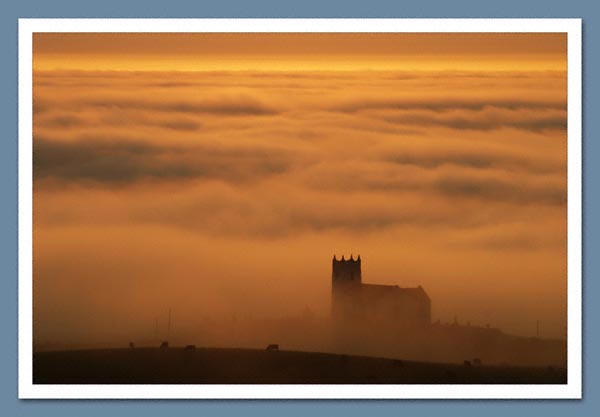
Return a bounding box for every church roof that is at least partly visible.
[359,283,430,300]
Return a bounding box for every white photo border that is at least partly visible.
[18,18,582,399]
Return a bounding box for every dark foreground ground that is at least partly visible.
[33,347,566,384]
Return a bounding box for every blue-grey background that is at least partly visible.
[1,0,596,415]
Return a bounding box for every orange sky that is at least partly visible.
[33,33,567,71]
[32,33,568,347]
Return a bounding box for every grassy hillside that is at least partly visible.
[33,346,566,384]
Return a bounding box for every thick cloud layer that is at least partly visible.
[34,136,293,185]
[33,68,568,346]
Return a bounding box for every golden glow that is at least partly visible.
[32,33,568,347]
[33,33,566,72]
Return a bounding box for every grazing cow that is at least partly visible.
[184,345,196,352]
[473,358,482,366]
[160,341,169,349]
[463,360,472,367]
[266,344,279,352]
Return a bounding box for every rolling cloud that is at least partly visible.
[34,94,280,116]
[33,136,294,185]
[379,110,566,132]
[332,97,566,113]
[383,148,565,174]
[33,71,567,242]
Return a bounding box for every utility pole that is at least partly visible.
[167,308,172,341]
[154,317,158,342]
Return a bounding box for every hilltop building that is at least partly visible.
[331,255,431,327]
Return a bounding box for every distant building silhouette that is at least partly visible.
[331,255,431,327]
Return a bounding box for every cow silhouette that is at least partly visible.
[266,344,279,351]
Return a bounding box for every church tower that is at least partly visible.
[331,254,362,322]
[332,254,362,285]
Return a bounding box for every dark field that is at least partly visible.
[33,347,567,384]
